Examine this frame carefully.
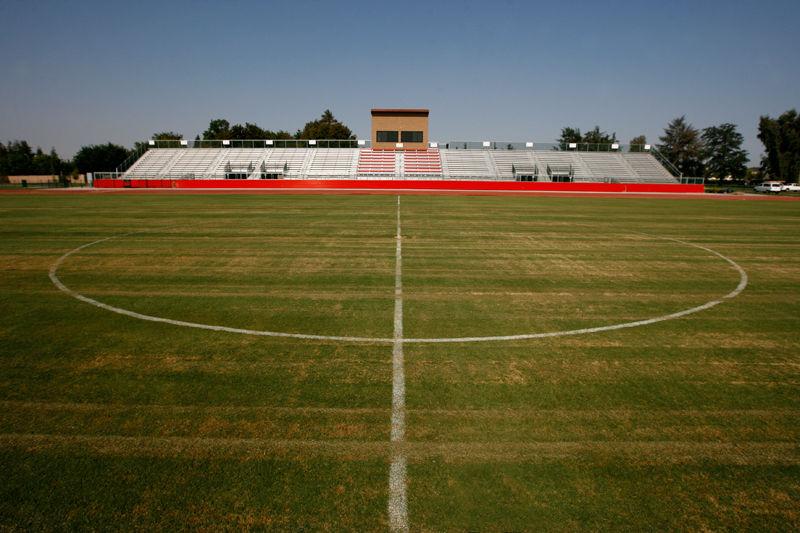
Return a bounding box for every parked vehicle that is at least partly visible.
[754,181,783,193]
[781,182,800,192]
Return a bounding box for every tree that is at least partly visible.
[758,109,800,183]
[201,119,231,140]
[629,135,647,152]
[72,143,130,173]
[582,126,617,145]
[31,148,65,175]
[228,122,292,140]
[134,131,183,153]
[229,122,269,140]
[0,141,67,176]
[557,127,582,149]
[200,119,292,141]
[0,140,33,175]
[557,126,616,150]
[658,116,705,176]
[701,123,748,180]
[152,131,182,140]
[295,110,355,140]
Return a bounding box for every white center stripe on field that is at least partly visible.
[388,195,409,532]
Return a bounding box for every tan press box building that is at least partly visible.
[370,108,429,150]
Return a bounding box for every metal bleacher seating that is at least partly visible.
[533,151,592,182]
[306,149,358,177]
[212,148,269,178]
[357,149,396,176]
[622,153,678,183]
[439,150,493,179]
[263,149,312,178]
[489,151,538,180]
[163,149,222,179]
[122,145,680,183]
[123,149,185,178]
[403,150,442,177]
[578,152,638,183]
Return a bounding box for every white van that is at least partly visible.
[754,181,783,193]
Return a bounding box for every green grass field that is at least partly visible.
[1,192,798,530]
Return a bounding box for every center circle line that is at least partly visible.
[48,230,747,344]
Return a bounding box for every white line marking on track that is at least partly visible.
[388,195,409,532]
[49,230,748,344]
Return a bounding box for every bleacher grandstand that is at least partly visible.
[117,143,681,183]
[621,152,676,183]
[357,149,397,176]
[403,149,442,177]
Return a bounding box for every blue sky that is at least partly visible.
[0,0,797,161]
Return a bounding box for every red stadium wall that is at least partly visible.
[93,179,704,194]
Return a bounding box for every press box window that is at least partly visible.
[376,131,398,142]
[401,131,423,143]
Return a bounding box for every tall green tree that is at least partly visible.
[701,123,748,179]
[658,116,705,176]
[229,122,269,140]
[0,140,33,175]
[559,127,582,143]
[557,126,616,150]
[228,122,292,140]
[557,127,582,149]
[201,119,231,140]
[31,148,65,175]
[582,126,617,145]
[152,131,182,140]
[134,131,184,152]
[295,110,355,140]
[629,135,647,152]
[72,143,130,173]
[0,141,67,176]
[200,119,291,141]
[758,109,800,183]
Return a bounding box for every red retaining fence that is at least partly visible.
[93,178,704,194]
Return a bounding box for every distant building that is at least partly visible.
[371,108,429,150]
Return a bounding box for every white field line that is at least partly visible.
[388,195,409,532]
[48,233,390,344]
[49,230,747,345]
[401,234,749,343]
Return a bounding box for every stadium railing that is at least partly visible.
[129,139,659,154]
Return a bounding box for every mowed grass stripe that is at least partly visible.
[1,434,797,464]
[1,193,799,530]
[3,400,797,444]
[0,401,389,441]
[396,195,799,528]
[402,218,744,338]
[50,206,397,338]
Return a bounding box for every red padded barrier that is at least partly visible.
[93,179,704,194]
